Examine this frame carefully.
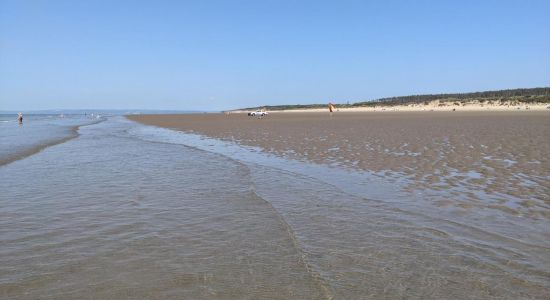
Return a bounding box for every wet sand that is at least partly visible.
[128,111,550,219]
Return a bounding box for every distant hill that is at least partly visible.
[239,87,550,111]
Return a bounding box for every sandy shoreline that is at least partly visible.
[127,110,550,217]
[230,102,549,113]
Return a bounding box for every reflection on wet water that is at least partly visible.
[1,116,549,299]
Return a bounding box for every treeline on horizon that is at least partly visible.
[241,87,550,111]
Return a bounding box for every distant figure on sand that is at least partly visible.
[17,112,23,124]
[328,103,335,113]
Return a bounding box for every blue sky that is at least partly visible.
[1,0,549,111]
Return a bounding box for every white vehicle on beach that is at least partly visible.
[248,110,268,117]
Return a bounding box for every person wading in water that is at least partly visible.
[17,112,23,124]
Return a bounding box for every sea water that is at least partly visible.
[1,116,548,299]
[0,114,103,165]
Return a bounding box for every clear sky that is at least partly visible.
[1,0,549,111]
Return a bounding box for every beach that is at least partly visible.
[230,101,550,113]
[3,0,549,297]
[1,117,328,299]
[126,110,550,298]
[1,113,549,299]
[128,110,550,218]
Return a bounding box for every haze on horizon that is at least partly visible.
[1,0,549,112]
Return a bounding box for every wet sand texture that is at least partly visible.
[128,111,550,218]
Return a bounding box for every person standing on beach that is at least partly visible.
[328,103,336,117]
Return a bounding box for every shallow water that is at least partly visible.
[0,114,102,166]
[1,117,549,299]
[132,119,550,299]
